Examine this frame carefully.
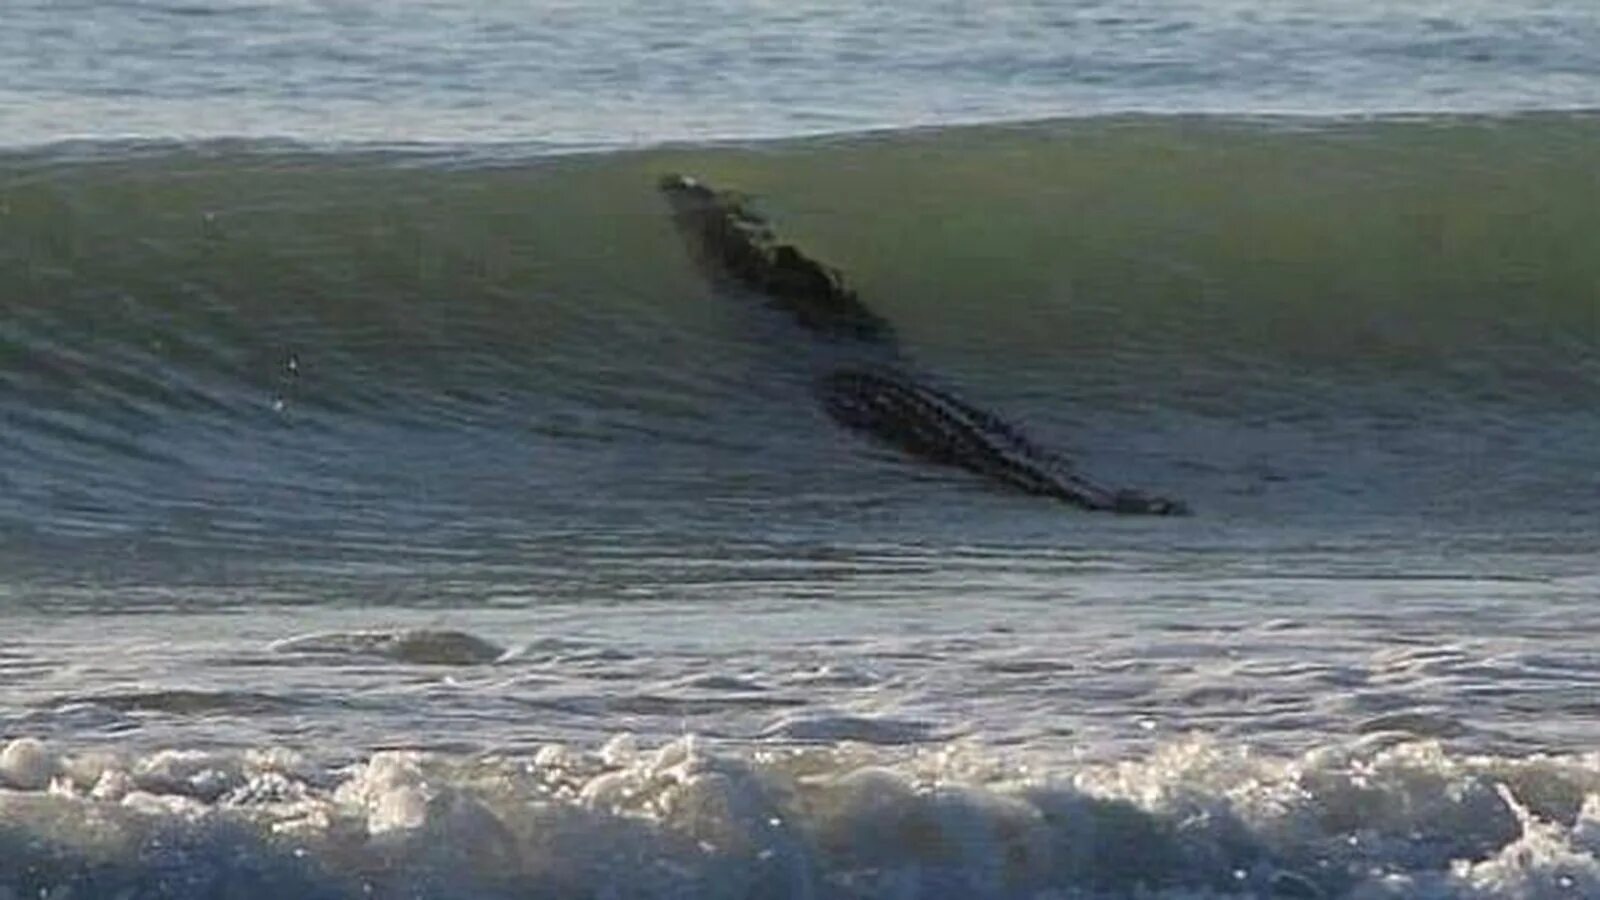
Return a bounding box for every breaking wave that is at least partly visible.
[1,112,1596,558]
[4,734,1600,898]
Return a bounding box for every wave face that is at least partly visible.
[4,114,1596,567]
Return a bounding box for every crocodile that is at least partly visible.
[658,173,1187,515]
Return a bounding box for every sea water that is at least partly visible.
[2,2,1600,897]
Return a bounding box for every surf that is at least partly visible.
[0,112,1594,547]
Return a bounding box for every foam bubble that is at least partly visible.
[0,738,56,790]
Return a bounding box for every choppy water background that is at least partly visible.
[3,0,1599,147]
[3,1,1600,897]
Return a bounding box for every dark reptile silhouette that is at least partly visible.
[658,173,1186,515]
[657,175,895,345]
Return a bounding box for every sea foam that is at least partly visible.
[3,735,1599,898]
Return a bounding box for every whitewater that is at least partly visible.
[3,1,1600,898]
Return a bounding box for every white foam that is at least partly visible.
[1,735,1598,898]
[0,738,55,790]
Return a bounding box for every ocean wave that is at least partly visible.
[3,734,1600,898]
[1,113,1596,547]
[5,115,1595,421]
